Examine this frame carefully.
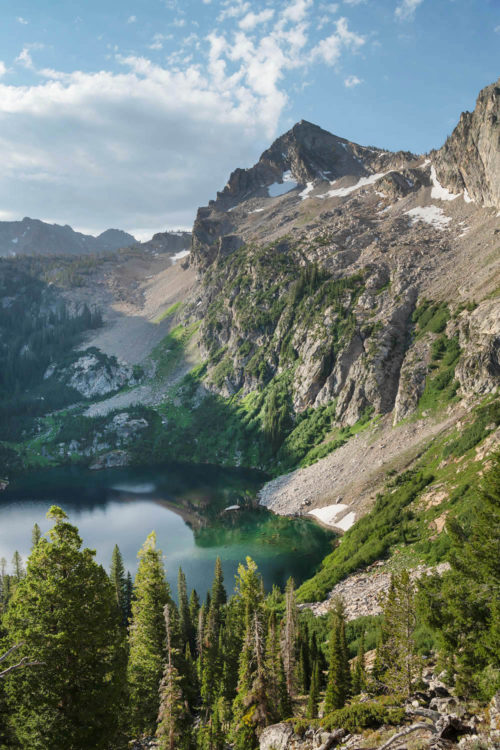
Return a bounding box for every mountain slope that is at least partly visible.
[0,217,137,257]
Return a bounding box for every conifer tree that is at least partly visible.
[11,551,24,582]
[128,532,173,736]
[125,570,134,622]
[282,577,298,698]
[380,571,421,696]
[351,629,366,695]
[418,454,500,698]
[265,611,291,721]
[156,604,188,750]
[4,506,125,750]
[201,558,227,712]
[324,598,350,713]
[31,523,41,550]
[110,544,127,625]
[306,661,320,719]
[189,589,200,638]
[178,567,193,651]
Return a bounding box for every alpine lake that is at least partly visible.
[0,464,335,598]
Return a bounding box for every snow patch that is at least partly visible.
[405,206,452,230]
[171,249,190,262]
[430,165,459,201]
[463,189,473,204]
[299,181,315,200]
[268,170,298,197]
[249,208,265,214]
[317,171,389,199]
[308,503,356,530]
[336,512,356,531]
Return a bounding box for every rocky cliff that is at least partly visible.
[183,83,499,431]
[433,77,500,209]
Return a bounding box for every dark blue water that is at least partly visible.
[0,464,334,598]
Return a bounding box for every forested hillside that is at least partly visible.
[0,454,498,749]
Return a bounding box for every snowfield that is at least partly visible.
[405,205,452,230]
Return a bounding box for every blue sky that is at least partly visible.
[0,0,498,237]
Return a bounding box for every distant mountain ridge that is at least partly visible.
[0,217,136,257]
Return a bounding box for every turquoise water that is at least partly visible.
[0,464,334,598]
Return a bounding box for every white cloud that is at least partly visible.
[148,33,172,50]
[218,1,251,22]
[495,25,500,33]
[17,16,29,25]
[311,17,365,65]
[395,0,424,21]
[344,74,362,87]
[0,4,367,237]
[0,62,6,78]
[344,0,366,4]
[15,48,34,70]
[127,15,137,23]
[239,9,275,31]
[282,0,314,23]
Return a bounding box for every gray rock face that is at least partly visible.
[139,230,191,255]
[433,77,500,209]
[191,120,415,270]
[184,78,500,432]
[259,724,346,750]
[47,350,138,399]
[455,301,500,398]
[0,216,135,257]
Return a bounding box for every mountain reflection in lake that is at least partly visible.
[0,464,335,598]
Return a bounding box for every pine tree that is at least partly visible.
[4,506,125,750]
[201,558,227,712]
[189,589,200,654]
[418,454,500,698]
[324,598,350,713]
[351,629,366,695]
[128,532,173,736]
[306,661,320,719]
[11,551,24,582]
[380,571,421,696]
[265,611,291,721]
[110,544,127,625]
[125,570,134,622]
[178,568,193,651]
[156,604,188,750]
[31,523,41,550]
[282,577,298,698]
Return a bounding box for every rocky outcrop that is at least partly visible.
[139,229,191,255]
[300,562,451,620]
[454,301,500,398]
[46,348,139,399]
[433,77,500,209]
[260,724,346,750]
[89,449,130,470]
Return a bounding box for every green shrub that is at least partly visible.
[321,700,405,732]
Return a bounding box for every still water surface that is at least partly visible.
[0,464,334,598]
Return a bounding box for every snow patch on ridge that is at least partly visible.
[317,171,389,199]
[405,205,452,230]
[430,165,460,201]
[171,249,190,262]
[299,181,315,200]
